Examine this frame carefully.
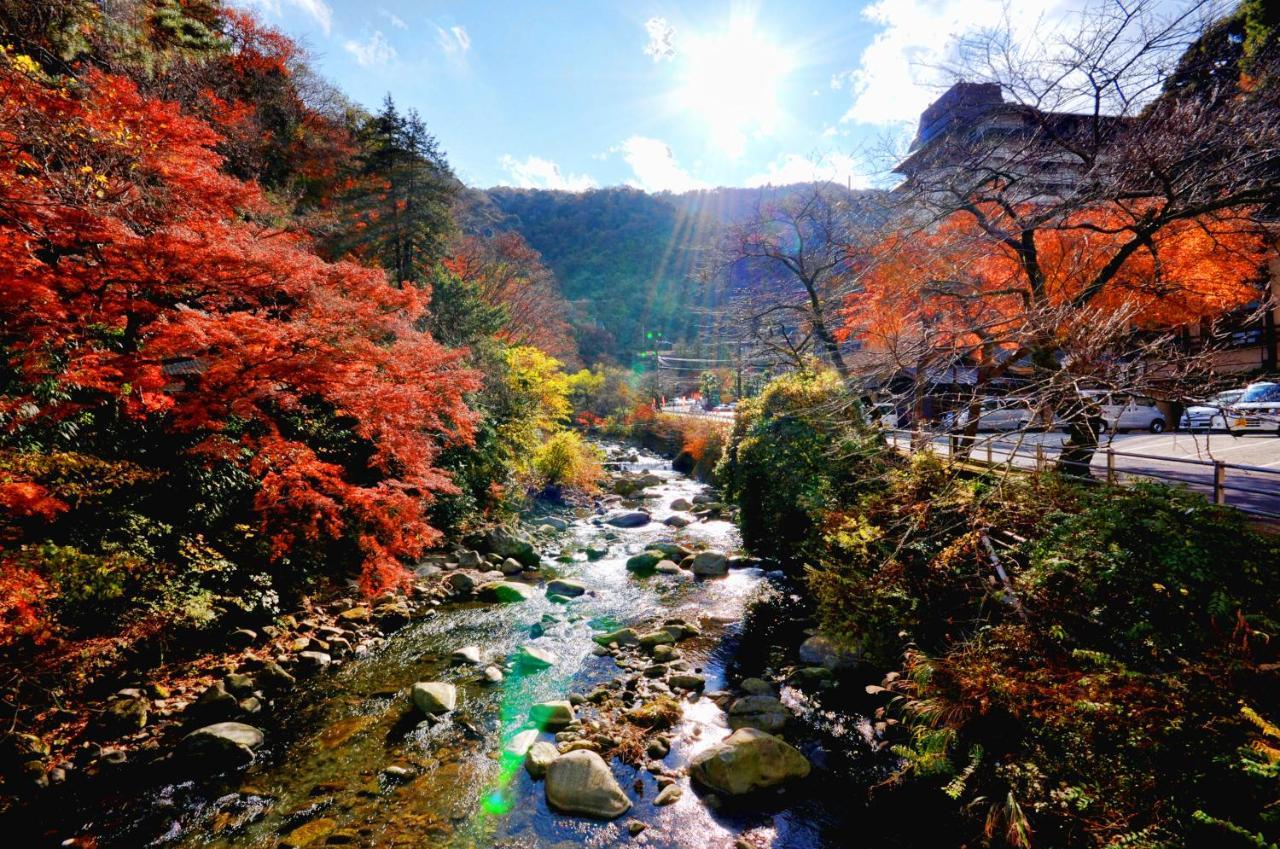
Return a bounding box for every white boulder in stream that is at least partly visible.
[530,700,576,729]
[517,645,556,671]
[411,682,457,715]
[690,728,811,795]
[544,750,632,819]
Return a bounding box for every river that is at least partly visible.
[34,445,945,848]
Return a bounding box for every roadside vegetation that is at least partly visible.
[715,365,1280,849]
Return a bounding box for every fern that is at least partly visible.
[943,744,984,799]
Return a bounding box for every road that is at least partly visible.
[659,409,1280,518]
[886,429,1280,518]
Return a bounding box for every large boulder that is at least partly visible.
[530,700,576,730]
[411,682,457,715]
[605,511,651,528]
[625,551,664,573]
[689,728,810,795]
[798,635,860,670]
[179,722,265,768]
[690,551,729,577]
[480,527,540,566]
[544,750,632,819]
[593,627,640,647]
[728,695,788,733]
[478,581,534,603]
[546,579,586,598]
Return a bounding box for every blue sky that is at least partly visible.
[231,0,1109,191]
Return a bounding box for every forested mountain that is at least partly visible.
[461,183,886,364]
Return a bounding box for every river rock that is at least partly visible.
[280,817,337,848]
[654,559,682,575]
[179,722,265,768]
[525,741,560,778]
[545,750,632,819]
[446,571,480,594]
[798,635,860,670]
[191,682,239,721]
[483,665,504,684]
[297,651,331,671]
[411,682,457,715]
[457,550,484,568]
[689,728,811,795]
[740,677,774,695]
[625,551,664,573]
[654,784,683,805]
[452,645,482,665]
[606,511,651,528]
[669,498,694,511]
[531,700,576,730]
[478,581,534,603]
[102,694,148,734]
[690,551,729,576]
[728,695,788,733]
[546,579,586,597]
[664,514,692,528]
[542,516,570,531]
[670,673,706,691]
[639,629,675,648]
[593,627,640,647]
[480,527,540,566]
[517,645,557,671]
[505,729,541,758]
[499,557,524,575]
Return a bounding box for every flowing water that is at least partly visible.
[35,447,944,848]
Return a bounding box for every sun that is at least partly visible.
[676,18,792,158]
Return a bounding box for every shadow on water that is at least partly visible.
[16,445,959,849]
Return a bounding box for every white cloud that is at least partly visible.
[839,0,1069,126]
[499,155,598,191]
[745,152,874,189]
[379,9,407,30]
[436,24,471,54]
[235,0,333,36]
[613,137,707,193]
[344,30,396,67]
[643,17,677,61]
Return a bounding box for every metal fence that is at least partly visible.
[885,429,1280,520]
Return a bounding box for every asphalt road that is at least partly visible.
[659,409,1280,518]
[887,429,1280,518]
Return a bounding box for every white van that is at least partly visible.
[1078,391,1166,433]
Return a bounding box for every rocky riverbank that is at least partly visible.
[5,442,942,849]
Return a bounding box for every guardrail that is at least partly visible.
[658,408,734,422]
[885,429,1280,519]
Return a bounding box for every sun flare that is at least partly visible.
[676,18,792,158]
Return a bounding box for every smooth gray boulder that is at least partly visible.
[504,728,540,758]
[669,498,694,511]
[544,750,632,819]
[664,514,692,528]
[525,740,560,778]
[546,579,586,597]
[411,682,457,715]
[606,511,651,528]
[728,695,788,733]
[625,551,664,573]
[689,728,810,795]
[530,700,576,730]
[480,527,540,566]
[690,551,729,576]
[179,722,264,768]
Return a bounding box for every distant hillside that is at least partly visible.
[459,183,885,364]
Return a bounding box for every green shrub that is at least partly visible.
[716,367,885,563]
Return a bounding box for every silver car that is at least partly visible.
[1225,382,1280,435]
[955,397,1031,431]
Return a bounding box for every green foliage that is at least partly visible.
[699,370,722,408]
[716,367,885,562]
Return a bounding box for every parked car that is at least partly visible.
[1179,389,1243,431]
[1078,391,1166,433]
[1224,382,1280,435]
[954,397,1031,431]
